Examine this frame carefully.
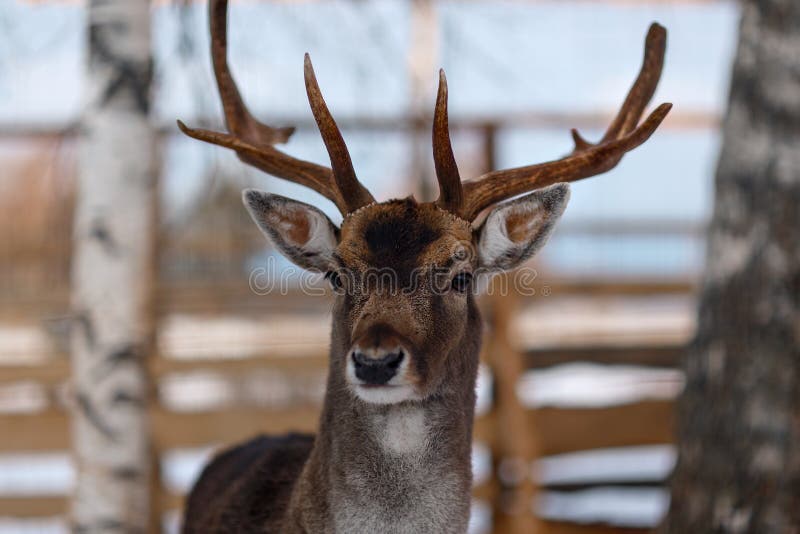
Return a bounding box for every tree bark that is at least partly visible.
[70,1,157,531]
[663,1,800,532]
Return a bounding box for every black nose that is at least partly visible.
[352,350,404,385]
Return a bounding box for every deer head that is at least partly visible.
[178,0,670,406]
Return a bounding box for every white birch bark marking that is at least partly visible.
[71,1,156,531]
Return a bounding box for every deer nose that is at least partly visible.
[351,349,405,385]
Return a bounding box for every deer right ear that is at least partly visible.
[243,190,339,272]
[476,183,570,272]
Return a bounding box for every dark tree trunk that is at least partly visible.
[662,1,800,532]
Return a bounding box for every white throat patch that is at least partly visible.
[373,405,428,457]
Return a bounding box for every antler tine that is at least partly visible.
[600,23,667,144]
[177,0,373,216]
[208,0,294,145]
[460,23,671,221]
[177,120,342,203]
[303,55,375,213]
[432,69,464,215]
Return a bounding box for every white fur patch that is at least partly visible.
[375,405,428,456]
[478,184,570,271]
[354,384,420,405]
[478,206,519,267]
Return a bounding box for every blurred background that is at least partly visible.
[0,0,749,533]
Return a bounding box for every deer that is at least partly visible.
[178,1,670,532]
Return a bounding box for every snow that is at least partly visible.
[536,444,676,486]
[538,486,670,528]
[518,363,683,409]
[0,453,73,497]
[0,326,52,365]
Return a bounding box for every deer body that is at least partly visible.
[291,363,477,534]
[185,201,482,533]
[180,2,670,531]
[296,291,480,534]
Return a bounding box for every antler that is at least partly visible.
[455,23,671,221]
[180,4,669,222]
[432,70,464,214]
[177,0,374,216]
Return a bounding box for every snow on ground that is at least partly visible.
[159,314,330,360]
[0,325,52,366]
[513,295,694,349]
[519,363,684,409]
[538,487,670,528]
[536,445,676,487]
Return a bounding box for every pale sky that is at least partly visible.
[0,0,740,276]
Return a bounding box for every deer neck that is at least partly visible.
[287,305,482,533]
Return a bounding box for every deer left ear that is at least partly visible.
[476,183,570,271]
[243,190,339,272]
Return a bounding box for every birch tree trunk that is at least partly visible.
[71,1,156,531]
[662,0,800,531]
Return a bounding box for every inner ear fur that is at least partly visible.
[243,189,339,271]
[477,183,570,272]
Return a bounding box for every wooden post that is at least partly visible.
[485,284,541,534]
[70,1,157,531]
[480,125,542,533]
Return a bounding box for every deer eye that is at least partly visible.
[451,272,473,293]
[326,271,344,291]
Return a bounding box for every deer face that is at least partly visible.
[244,184,569,404]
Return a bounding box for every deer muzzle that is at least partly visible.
[351,347,404,386]
[347,323,419,404]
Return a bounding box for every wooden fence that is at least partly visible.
[0,278,689,533]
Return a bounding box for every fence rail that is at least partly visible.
[0,280,686,533]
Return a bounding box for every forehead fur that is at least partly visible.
[339,198,473,269]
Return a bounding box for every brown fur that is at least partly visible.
[183,434,314,532]
[284,207,311,244]
[182,199,481,533]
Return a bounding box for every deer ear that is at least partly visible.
[243,190,339,272]
[476,183,570,272]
